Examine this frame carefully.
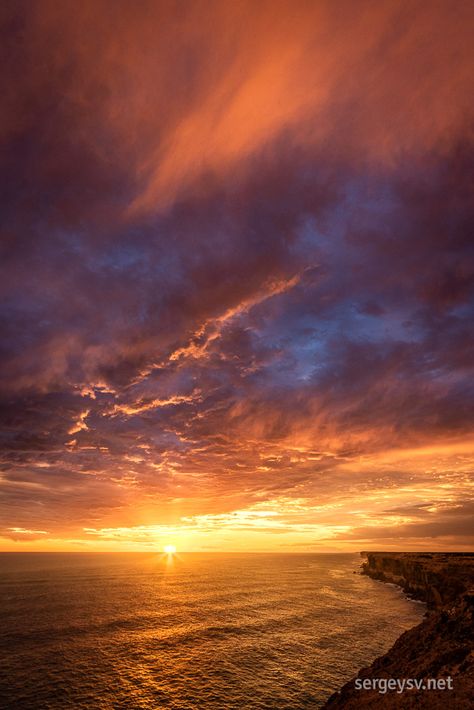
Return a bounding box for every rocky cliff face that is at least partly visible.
[323,553,474,709]
[361,552,474,608]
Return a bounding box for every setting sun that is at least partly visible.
[1,1,473,707]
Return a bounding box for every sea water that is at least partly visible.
[0,553,424,709]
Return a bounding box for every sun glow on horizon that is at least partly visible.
[164,544,177,555]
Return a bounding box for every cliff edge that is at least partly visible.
[323,552,474,708]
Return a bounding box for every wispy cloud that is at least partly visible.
[0,0,473,550]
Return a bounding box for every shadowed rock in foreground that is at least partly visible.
[323,552,474,708]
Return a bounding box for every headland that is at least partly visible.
[323,552,474,708]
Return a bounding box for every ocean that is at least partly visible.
[0,553,424,709]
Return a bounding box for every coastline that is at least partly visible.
[323,552,474,708]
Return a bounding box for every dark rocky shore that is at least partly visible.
[323,552,474,708]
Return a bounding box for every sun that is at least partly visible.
[163,544,176,555]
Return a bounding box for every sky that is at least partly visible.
[0,0,473,552]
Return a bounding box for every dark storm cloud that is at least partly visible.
[0,0,473,545]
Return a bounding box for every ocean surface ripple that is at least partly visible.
[0,553,424,709]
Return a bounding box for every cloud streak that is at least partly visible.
[0,0,473,550]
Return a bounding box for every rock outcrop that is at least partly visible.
[323,552,474,709]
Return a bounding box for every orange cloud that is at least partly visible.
[15,0,473,215]
[1,0,473,552]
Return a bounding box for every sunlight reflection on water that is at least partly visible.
[0,553,424,709]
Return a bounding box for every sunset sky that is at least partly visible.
[1,0,473,552]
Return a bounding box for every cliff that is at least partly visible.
[323,552,474,709]
[360,552,474,609]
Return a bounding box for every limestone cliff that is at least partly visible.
[360,552,473,608]
[322,552,474,709]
